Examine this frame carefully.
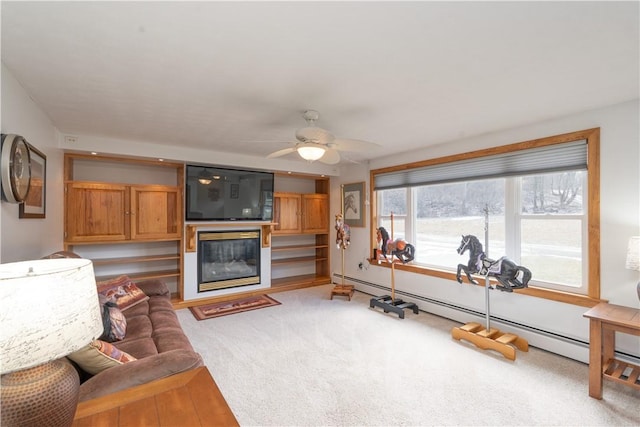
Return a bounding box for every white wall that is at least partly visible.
[332,100,640,362]
[0,64,65,262]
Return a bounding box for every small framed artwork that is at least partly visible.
[19,144,46,219]
[230,184,239,199]
[343,181,365,227]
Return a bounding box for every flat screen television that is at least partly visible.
[185,164,274,221]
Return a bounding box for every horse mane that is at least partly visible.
[464,234,483,254]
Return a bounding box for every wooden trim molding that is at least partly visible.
[185,223,277,251]
[369,261,605,308]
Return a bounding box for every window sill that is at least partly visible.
[368,259,604,308]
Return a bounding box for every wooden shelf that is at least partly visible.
[92,254,180,266]
[96,269,180,283]
[271,244,329,252]
[271,274,331,288]
[65,237,181,246]
[272,256,328,266]
[603,358,640,390]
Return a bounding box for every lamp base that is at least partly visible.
[1,358,80,427]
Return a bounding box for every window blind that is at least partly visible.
[374,140,587,190]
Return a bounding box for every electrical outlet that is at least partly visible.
[64,135,78,144]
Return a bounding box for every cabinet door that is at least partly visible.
[273,192,302,234]
[65,182,129,242]
[302,194,329,233]
[130,185,182,240]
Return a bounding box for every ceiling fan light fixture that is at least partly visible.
[297,144,326,162]
[198,169,212,185]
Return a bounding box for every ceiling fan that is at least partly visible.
[266,110,380,164]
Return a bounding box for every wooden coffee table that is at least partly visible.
[72,367,239,426]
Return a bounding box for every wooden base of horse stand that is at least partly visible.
[370,295,418,319]
[451,322,528,361]
[330,284,355,300]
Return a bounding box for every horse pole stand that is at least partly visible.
[369,212,419,319]
[331,185,355,300]
[451,206,528,360]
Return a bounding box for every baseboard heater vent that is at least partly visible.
[334,274,640,363]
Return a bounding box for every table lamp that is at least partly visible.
[0,258,103,427]
[626,236,640,301]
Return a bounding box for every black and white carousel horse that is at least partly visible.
[376,226,415,264]
[456,234,531,292]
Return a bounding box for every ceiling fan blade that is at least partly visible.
[318,148,340,164]
[266,147,296,159]
[333,138,381,152]
[296,126,334,144]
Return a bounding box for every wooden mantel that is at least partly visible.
[185,222,277,252]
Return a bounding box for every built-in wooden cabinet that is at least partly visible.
[271,177,331,288]
[302,194,329,233]
[63,153,184,299]
[273,192,328,235]
[65,183,180,242]
[272,192,302,234]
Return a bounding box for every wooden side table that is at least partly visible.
[72,367,239,426]
[583,302,640,399]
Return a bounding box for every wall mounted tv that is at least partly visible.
[185,164,274,221]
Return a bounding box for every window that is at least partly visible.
[371,128,600,305]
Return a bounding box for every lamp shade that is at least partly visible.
[0,258,103,374]
[626,236,640,271]
[297,144,326,161]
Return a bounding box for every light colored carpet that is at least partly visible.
[177,285,640,426]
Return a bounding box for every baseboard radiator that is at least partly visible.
[333,274,640,365]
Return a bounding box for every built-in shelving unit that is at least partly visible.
[270,173,331,288]
[63,153,184,299]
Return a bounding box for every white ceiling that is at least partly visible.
[1,1,638,166]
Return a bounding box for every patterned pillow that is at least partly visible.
[67,340,137,375]
[99,297,127,342]
[97,275,149,311]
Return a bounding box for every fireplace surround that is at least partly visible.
[197,230,260,292]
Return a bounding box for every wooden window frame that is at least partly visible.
[369,128,602,308]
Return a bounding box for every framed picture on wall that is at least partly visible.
[343,182,365,227]
[19,144,46,218]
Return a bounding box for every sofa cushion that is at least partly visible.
[78,350,203,402]
[68,340,137,375]
[99,299,127,342]
[97,275,149,311]
[115,337,159,359]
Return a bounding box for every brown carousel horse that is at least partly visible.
[335,213,351,249]
[376,226,415,264]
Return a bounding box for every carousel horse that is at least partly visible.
[376,226,415,264]
[455,234,531,292]
[335,213,351,249]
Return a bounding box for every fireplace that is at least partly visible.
[198,230,261,292]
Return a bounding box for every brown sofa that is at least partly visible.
[76,279,203,401]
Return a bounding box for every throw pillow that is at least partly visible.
[99,297,127,342]
[67,340,137,375]
[97,275,149,311]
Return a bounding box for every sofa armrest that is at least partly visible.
[78,349,203,402]
[135,279,171,297]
